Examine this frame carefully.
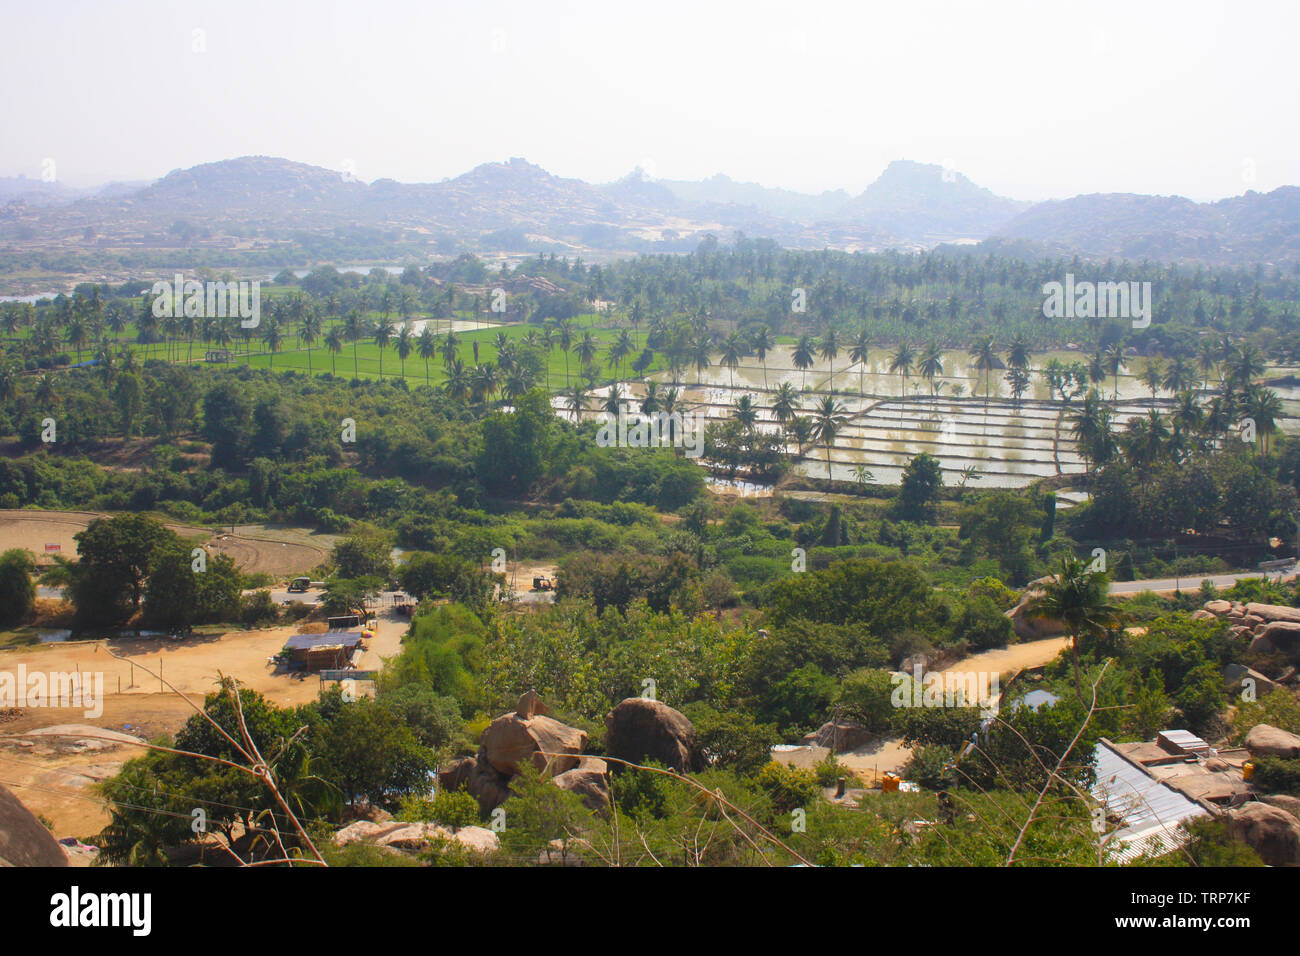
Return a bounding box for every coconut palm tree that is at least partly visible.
[811,395,849,489]
[849,327,871,400]
[440,330,461,369]
[792,334,816,389]
[733,393,758,432]
[969,336,998,430]
[771,381,800,434]
[888,342,915,426]
[262,317,284,369]
[918,342,944,410]
[566,383,588,423]
[343,309,366,379]
[1005,334,1032,373]
[1140,359,1164,402]
[1240,384,1283,455]
[819,326,840,393]
[557,319,574,387]
[298,308,321,375]
[416,325,437,387]
[1025,555,1120,701]
[1103,341,1126,400]
[443,359,470,402]
[719,331,747,390]
[1162,355,1196,395]
[395,326,413,379]
[324,325,343,376]
[750,325,774,389]
[372,315,395,379]
[690,332,712,384]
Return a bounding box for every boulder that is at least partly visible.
[1204,600,1233,615]
[801,719,875,752]
[333,820,499,854]
[605,697,700,772]
[1245,723,1300,758]
[1006,588,1068,640]
[1227,802,1300,866]
[1222,663,1281,698]
[1191,609,1218,622]
[1243,614,1266,628]
[468,751,512,813]
[1255,620,1300,652]
[480,710,586,777]
[0,783,67,867]
[1261,794,1300,821]
[1246,602,1300,624]
[1249,633,1277,654]
[437,756,476,793]
[553,757,611,814]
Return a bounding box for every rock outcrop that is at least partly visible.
[442,693,610,816]
[605,697,700,772]
[333,820,499,854]
[1244,723,1300,758]
[0,783,67,867]
[1227,802,1300,866]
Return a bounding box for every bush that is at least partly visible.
[239,590,280,627]
[397,790,481,827]
[1252,756,1300,795]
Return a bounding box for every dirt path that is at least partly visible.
[835,635,1072,781]
[0,622,359,839]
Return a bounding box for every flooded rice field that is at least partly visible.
[551,348,1298,489]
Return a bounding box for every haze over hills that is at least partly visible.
[2,155,1298,279]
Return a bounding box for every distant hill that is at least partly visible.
[2,154,1297,270]
[831,160,1031,239]
[995,187,1300,265]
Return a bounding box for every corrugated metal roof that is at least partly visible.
[283,631,364,651]
[1093,742,1209,864]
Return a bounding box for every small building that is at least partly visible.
[204,349,234,363]
[282,631,365,672]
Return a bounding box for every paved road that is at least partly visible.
[1110,569,1296,594]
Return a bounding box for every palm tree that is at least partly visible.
[720,331,746,389]
[1140,359,1164,402]
[1005,334,1032,373]
[577,331,600,373]
[416,325,437,387]
[969,336,998,431]
[811,395,849,489]
[1196,339,1219,392]
[811,395,852,489]
[373,316,394,379]
[557,319,574,387]
[771,381,800,435]
[343,309,365,379]
[888,342,915,426]
[690,333,712,384]
[395,326,413,379]
[298,308,321,375]
[440,330,461,369]
[566,383,588,423]
[602,384,624,419]
[819,326,840,392]
[1025,555,1119,701]
[733,393,758,432]
[262,317,283,369]
[1103,341,1126,400]
[1241,384,1283,455]
[849,327,871,401]
[918,342,944,410]
[750,325,774,389]
[443,359,470,402]
[792,334,816,389]
[1162,355,1195,395]
[324,325,343,376]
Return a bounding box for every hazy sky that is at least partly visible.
[3,0,1296,202]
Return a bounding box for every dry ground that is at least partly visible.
[0,605,410,841]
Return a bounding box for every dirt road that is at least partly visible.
[834,634,1072,781]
